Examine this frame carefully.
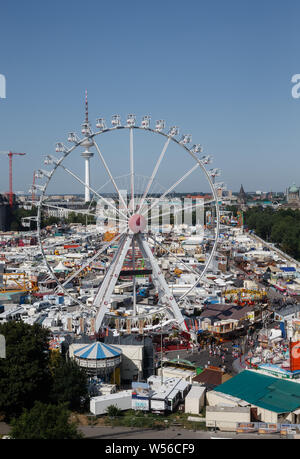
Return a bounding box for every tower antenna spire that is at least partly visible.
[85,89,89,124]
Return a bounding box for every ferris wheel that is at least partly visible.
[34,113,221,339]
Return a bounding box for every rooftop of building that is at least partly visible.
[214,369,300,413]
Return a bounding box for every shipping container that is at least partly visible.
[90,390,132,415]
[185,385,206,415]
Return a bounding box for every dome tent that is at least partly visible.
[73,342,122,378]
[74,342,121,360]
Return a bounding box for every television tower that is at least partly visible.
[81,90,94,203]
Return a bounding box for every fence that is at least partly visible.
[206,420,300,437]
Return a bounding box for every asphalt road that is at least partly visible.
[0,422,283,440]
[160,342,239,375]
[78,425,283,440]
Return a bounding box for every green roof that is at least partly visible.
[214,370,300,413]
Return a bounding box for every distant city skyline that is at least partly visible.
[0,1,300,194]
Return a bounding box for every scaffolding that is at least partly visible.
[0,273,38,294]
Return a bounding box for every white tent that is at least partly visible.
[54,261,70,273]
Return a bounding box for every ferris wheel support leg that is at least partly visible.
[94,234,132,333]
[137,237,165,300]
[132,236,137,316]
[136,234,189,334]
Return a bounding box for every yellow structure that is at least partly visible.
[110,366,121,386]
[0,273,38,294]
[224,288,267,301]
[104,231,118,242]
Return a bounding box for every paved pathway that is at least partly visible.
[77,425,282,440]
[160,342,238,375]
[0,419,285,440]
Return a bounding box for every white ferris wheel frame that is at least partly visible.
[35,117,221,336]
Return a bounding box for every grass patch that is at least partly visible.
[102,410,206,430]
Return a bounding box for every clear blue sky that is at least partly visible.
[0,0,300,195]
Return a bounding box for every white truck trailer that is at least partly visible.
[90,390,132,415]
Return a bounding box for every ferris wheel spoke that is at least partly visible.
[138,137,171,214]
[177,234,220,303]
[40,234,98,251]
[141,163,200,217]
[149,194,215,223]
[59,229,128,288]
[148,233,202,278]
[129,127,135,213]
[41,199,128,224]
[39,226,102,250]
[150,230,219,305]
[57,162,128,221]
[90,202,128,225]
[41,202,97,219]
[92,138,129,214]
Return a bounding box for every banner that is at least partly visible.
[139,319,144,334]
[67,317,72,332]
[132,382,151,398]
[90,318,95,335]
[290,341,300,372]
[79,317,85,334]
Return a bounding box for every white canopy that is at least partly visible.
[54,261,70,272]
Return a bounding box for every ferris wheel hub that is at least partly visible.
[128,213,147,233]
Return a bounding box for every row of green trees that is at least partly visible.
[8,207,96,231]
[0,321,88,438]
[243,207,300,261]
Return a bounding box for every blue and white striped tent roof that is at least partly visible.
[74,342,121,360]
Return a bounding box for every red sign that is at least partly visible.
[290,341,300,372]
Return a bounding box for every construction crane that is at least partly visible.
[0,151,26,207]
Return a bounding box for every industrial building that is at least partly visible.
[206,370,300,425]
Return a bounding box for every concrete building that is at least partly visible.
[287,183,300,205]
[206,370,300,424]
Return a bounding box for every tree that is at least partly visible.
[49,354,88,411]
[0,322,89,422]
[66,212,95,225]
[0,322,51,420]
[106,404,122,418]
[244,207,300,261]
[8,205,37,231]
[10,402,82,439]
